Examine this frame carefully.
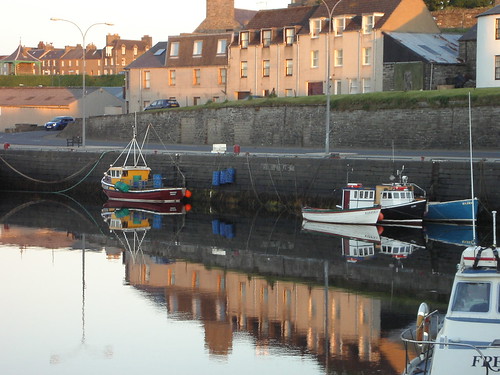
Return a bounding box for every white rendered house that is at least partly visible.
[476,5,500,88]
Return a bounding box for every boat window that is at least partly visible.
[369,191,374,199]
[451,282,490,312]
[394,192,399,199]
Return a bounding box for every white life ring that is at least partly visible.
[416,302,430,342]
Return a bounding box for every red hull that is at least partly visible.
[102,184,185,203]
[103,201,186,214]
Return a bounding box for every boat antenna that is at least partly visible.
[468,92,476,243]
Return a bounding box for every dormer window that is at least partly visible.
[240,31,249,48]
[170,42,179,57]
[262,29,272,47]
[362,13,383,34]
[334,17,345,36]
[217,39,227,55]
[285,28,295,46]
[193,40,203,56]
[310,19,322,38]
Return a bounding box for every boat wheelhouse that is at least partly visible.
[342,183,427,225]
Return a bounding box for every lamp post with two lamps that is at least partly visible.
[50,18,113,147]
[320,0,343,155]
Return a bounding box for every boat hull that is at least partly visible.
[102,179,185,203]
[302,221,381,242]
[301,206,381,225]
[103,201,186,215]
[425,198,478,223]
[380,199,427,225]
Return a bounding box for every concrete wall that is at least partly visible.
[77,102,500,150]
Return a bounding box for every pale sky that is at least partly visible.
[0,0,291,55]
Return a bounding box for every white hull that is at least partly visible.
[301,220,381,242]
[301,206,381,225]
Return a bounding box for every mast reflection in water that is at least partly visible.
[0,193,473,375]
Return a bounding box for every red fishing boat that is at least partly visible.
[101,124,190,203]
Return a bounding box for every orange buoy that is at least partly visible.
[378,212,384,222]
[377,226,384,235]
[184,189,192,198]
[184,203,192,212]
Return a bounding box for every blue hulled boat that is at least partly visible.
[425,198,478,223]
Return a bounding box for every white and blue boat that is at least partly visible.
[401,213,499,375]
[425,198,479,223]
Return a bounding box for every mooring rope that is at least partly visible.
[0,151,111,193]
[0,153,104,184]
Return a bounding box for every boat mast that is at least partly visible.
[468,92,476,242]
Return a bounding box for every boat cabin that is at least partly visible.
[342,183,415,210]
[341,238,377,263]
[106,166,151,186]
[107,209,151,231]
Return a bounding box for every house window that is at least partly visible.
[311,50,319,68]
[106,46,112,57]
[217,39,227,55]
[362,15,374,34]
[193,97,201,105]
[495,56,500,80]
[121,58,126,66]
[193,41,203,56]
[169,70,176,86]
[262,30,272,47]
[121,44,126,55]
[362,78,371,93]
[349,78,358,94]
[133,46,138,56]
[334,79,342,95]
[334,49,343,67]
[285,59,293,76]
[285,89,294,97]
[193,69,200,85]
[218,68,227,85]
[496,19,500,40]
[170,42,179,57]
[143,70,151,89]
[68,60,72,67]
[310,19,322,38]
[262,60,270,77]
[240,31,249,48]
[285,28,295,45]
[362,47,371,65]
[334,18,345,36]
[241,61,248,78]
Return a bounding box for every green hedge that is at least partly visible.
[0,74,124,87]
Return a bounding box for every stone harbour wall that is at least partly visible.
[0,150,499,218]
[74,103,500,150]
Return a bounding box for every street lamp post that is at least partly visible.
[50,18,113,147]
[321,0,343,155]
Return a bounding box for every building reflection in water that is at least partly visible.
[124,252,405,371]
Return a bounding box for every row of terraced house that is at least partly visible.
[0,34,152,76]
[2,0,500,116]
[124,0,500,112]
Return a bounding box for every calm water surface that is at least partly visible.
[0,194,477,375]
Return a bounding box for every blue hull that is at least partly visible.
[423,222,476,246]
[425,198,478,223]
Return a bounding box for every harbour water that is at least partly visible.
[0,193,485,375]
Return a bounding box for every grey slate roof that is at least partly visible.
[477,4,500,17]
[384,32,461,64]
[125,41,168,69]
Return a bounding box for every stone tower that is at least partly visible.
[195,0,240,33]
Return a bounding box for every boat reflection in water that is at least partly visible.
[302,220,427,263]
[101,201,189,263]
[302,220,477,265]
